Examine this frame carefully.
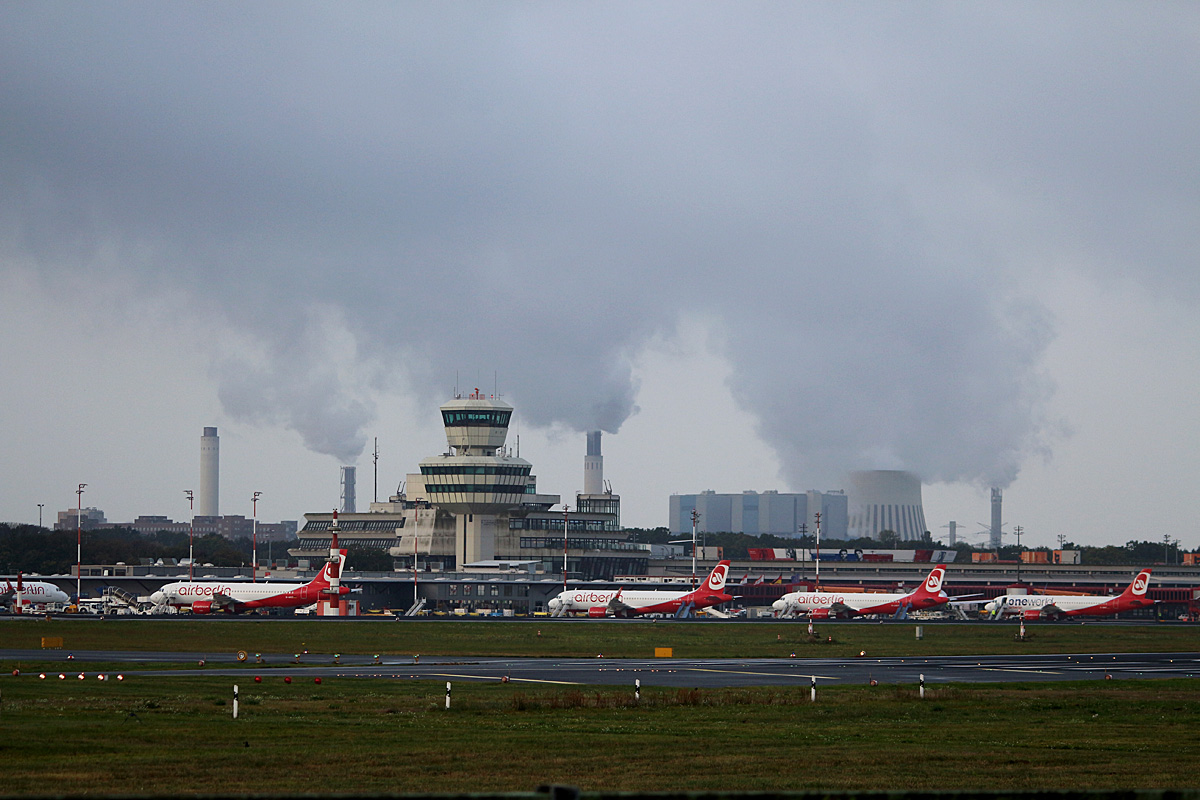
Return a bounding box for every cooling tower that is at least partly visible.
[845,470,928,542]
[199,427,219,517]
[584,431,603,495]
[341,466,357,513]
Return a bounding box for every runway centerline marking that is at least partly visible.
[430,673,581,685]
[980,668,1061,675]
[686,668,840,680]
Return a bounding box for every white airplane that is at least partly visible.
[1,574,70,612]
[547,561,734,618]
[149,551,349,614]
[772,565,950,619]
[984,568,1154,620]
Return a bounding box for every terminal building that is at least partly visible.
[53,510,296,542]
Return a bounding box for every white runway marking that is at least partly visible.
[430,672,581,685]
[686,668,841,680]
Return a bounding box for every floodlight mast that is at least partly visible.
[251,491,262,582]
[797,522,808,578]
[690,509,700,589]
[814,512,822,589]
[184,490,194,581]
[1014,525,1024,585]
[76,484,86,601]
[562,505,570,593]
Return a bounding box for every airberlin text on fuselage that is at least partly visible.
[792,594,847,605]
[12,585,53,595]
[571,591,617,604]
[174,584,234,597]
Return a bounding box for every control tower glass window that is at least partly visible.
[421,465,531,477]
[442,410,512,427]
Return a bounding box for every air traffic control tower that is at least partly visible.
[419,390,532,566]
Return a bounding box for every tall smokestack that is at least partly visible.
[341,466,357,513]
[990,488,1003,549]
[199,427,219,517]
[584,431,603,495]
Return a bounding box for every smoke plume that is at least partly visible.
[3,4,1193,489]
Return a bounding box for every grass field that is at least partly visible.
[3,618,1199,663]
[3,619,1198,795]
[2,675,1199,795]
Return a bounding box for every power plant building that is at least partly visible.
[669,490,848,538]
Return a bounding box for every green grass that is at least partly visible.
[1,675,1199,795]
[3,621,1199,795]
[3,618,1199,662]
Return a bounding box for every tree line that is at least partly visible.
[4,522,1184,574]
[0,524,392,574]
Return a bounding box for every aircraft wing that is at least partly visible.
[829,601,859,619]
[607,594,638,617]
[1038,603,1064,620]
[209,592,244,613]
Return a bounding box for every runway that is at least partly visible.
[4,649,1198,687]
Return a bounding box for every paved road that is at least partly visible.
[4,649,1198,687]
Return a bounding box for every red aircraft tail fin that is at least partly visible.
[308,550,347,588]
[1121,568,1152,599]
[701,561,731,593]
[910,564,947,599]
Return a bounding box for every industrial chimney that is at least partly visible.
[584,431,603,495]
[990,488,1003,549]
[199,427,219,517]
[341,466,357,513]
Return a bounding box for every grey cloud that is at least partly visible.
[2,2,1196,484]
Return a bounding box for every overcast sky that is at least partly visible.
[2,2,1197,550]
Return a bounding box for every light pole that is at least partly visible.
[814,511,822,588]
[252,492,262,583]
[797,522,808,580]
[690,509,700,588]
[1013,525,1024,585]
[75,484,86,601]
[562,505,570,593]
[37,504,44,528]
[184,490,194,582]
